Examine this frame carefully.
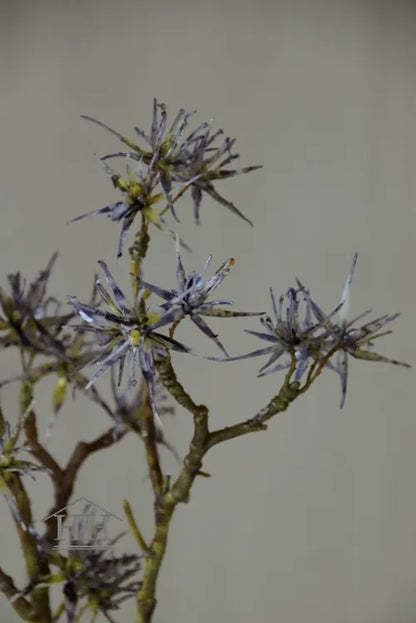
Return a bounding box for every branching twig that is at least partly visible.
[0,566,35,621]
[3,472,52,622]
[44,426,126,543]
[123,500,150,554]
[140,385,163,497]
[24,411,63,483]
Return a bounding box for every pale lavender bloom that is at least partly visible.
[141,238,263,356]
[0,253,73,358]
[302,254,411,407]
[230,286,332,381]
[59,524,141,622]
[68,261,194,420]
[0,413,47,479]
[82,98,261,226]
[69,161,160,257]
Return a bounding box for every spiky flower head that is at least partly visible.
[0,253,71,356]
[79,98,260,233]
[0,404,46,480]
[47,524,141,623]
[234,254,409,407]
[141,237,263,356]
[230,285,338,381]
[303,253,411,407]
[69,160,179,258]
[69,261,195,419]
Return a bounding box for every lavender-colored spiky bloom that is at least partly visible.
[81,98,261,226]
[0,410,47,479]
[233,254,409,406]
[229,286,336,381]
[70,159,167,257]
[55,524,141,623]
[304,253,411,407]
[141,238,263,356]
[0,253,72,355]
[68,261,195,420]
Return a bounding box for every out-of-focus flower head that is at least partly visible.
[69,261,195,420]
[46,521,141,623]
[0,257,104,415]
[229,285,338,381]
[303,253,411,407]
[80,98,261,229]
[0,253,71,356]
[111,371,179,461]
[0,403,46,479]
[141,237,263,356]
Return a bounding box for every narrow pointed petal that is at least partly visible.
[191,185,203,224]
[68,204,113,224]
[175,235,186,289]
[337,350,348,408]
[98,261,130,313]
[81,115,145,154]
[258,359,292,377]
[338,252,358,326]
[117,213,135,258]
[244,329,279,343]
[139,279,175,302]
[225,346,276,362]
[201,183,253,226]
[191,315,228,357]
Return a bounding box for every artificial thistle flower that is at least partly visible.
[301,253,411,407]
[0,403,46,480]
[70,159,187,257]
[0,259,104,416]
[233,255,409,407]
[44,524,141,623]
[68,260,197,420]
[0,253,72,356]
[81,98,261,227]
[228,285,340,381]
[110,370,179,462]
[140,237,263,356]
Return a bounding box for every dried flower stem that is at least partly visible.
[136,354,320,622]
[24,411,63,482]
[140,385,164,497]
[130,215,149,298]
[0,566,35,621]
[3,471,52,622]
[44,425,126,543]
[123,500,150,554]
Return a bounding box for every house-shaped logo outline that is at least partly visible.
[43,496,122,550]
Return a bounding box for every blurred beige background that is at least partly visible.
[1,0,415,621]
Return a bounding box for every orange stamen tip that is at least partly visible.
[229,258,235,266]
